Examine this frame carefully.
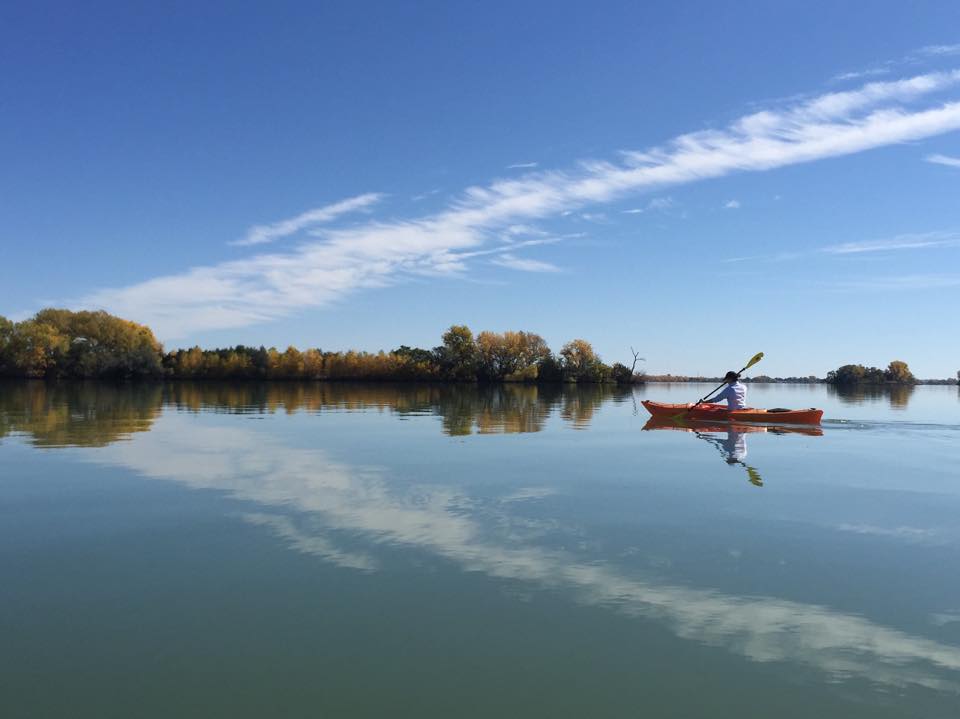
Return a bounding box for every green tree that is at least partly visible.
[828,361,915,386]
[475,330,551,381]
[438,325,477,380]
[610,362,634,384]
[826,364,867,385]
[9,309,164,378]
[6,320,69,377]
[0,315,14,374]
[280,346,305,378]
[884,360,915,384]
[560,339,599,381]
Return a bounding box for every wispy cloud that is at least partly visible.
[579,212,607,222]
[920,43,960,57]
[724,199,741,209]
[725,231,960,263]
[77,68,960,338]
[503,224,547,237]
[823,231,960,254]
[926,152,960,167]
[491,254,561,273]
[507,161,539,169]
[232,193,385,246]
[829,274,960,291]
[833,66,892,83]
[622,196,675,214]
[832,43,960,84]
[721,251,802,264]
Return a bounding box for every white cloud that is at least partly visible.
[622,196,675,214]
[926,152,960,167]
[724,199,741,209]
[832,44,960,85]
[506,161,539,169]
[829,274,960,291]
[232,193,385,246]
[491,253,561,273]
[920,44,960,57]
[823,231,960,254]
[76,68,960,338]
[503,224,547,237]
[833,67,892,83]
[726,231,960,263]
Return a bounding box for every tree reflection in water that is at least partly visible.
[0,381,162,447]
[0,380,633,446]
[828,383,915,409]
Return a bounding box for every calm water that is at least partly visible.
[2,381,959,718]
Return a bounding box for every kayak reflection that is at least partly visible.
[642,417,823,487]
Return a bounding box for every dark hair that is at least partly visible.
[724,371,739,382]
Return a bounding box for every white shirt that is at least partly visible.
[707,381,747,409]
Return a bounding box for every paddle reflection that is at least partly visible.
[642,417,823,487]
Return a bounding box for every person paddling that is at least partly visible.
[699,371,747,410]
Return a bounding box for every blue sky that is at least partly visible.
[3,1,960,377]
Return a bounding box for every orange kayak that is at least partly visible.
[641,400,823,426]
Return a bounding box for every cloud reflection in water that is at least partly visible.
[86,413,960,693]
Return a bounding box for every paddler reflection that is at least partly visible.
[697,427,764,487]
[642,416,823,488]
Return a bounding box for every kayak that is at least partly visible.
[642,416,823,436]
[641,400,823,426]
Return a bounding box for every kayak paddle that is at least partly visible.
[672,351,764,419]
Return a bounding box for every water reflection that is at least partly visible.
[0,380,161,447]
[828,383,915,408]
[0,380,628,445]
[642,417,822,487]
[80,412,960,693]
[3,380,960,699]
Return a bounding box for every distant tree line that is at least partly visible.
[0,311,644,384]
[161,326,642,383]
[826,361,916,386]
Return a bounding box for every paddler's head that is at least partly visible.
[724,371,739,383]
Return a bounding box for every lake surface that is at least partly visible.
[2,380,959,718]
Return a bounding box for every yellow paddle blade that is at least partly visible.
[746,465,764,487]
[744,352,764,370]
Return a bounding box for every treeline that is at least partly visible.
[826,361,916,386]
[0,310,643,384]
[162,326,642,383]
